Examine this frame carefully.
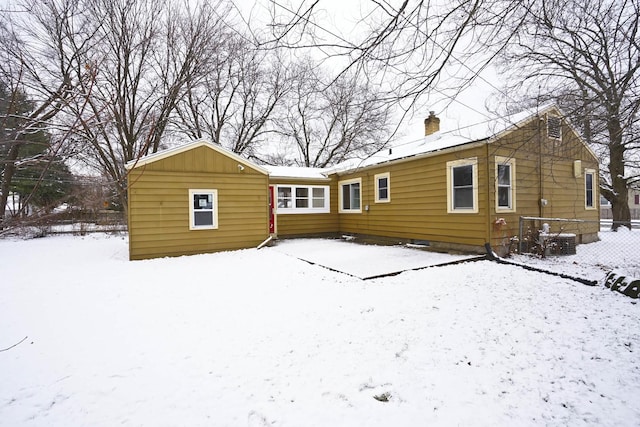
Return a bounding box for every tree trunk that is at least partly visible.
[608,117,631,230]
[611,191,631,230]
[0,140,21,228]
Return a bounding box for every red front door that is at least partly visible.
[269,185,275,234]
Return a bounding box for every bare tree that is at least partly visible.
[58,0,225,210]
[174,30,291,159]
[273,60,393,167]
[498,0,640,229]
[266,1,528,105]
[0,0,91,227]
[1,0,227,213]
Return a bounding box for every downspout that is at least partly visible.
[127,174,133,260]
[485,143,492,247]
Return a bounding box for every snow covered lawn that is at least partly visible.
[2,234,640,426]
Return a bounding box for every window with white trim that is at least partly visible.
[276,185,329,214]
[547,115,562,140]
[374,172,390,203]
[339,178,361,213]
[495,156,516,212]
[189,189,218,230]
[446,158,478,213]
[585,168,596,209]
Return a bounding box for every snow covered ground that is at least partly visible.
[1,233,640,426]
[511,227,640,281]
[272,238,479,279]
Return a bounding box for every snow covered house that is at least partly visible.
[126,104,600,260]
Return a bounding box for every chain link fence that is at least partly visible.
[510,216,640,283]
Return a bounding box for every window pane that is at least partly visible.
[312,188,325,208]
[342,184,351,209]
[498,187,510,208]
[377,177,388,201]
[585,174,593,207]
[342,182,360,210]
[453,165,473,186]
[295,187,309,208]
[278,187,292,208]
[194,211,213,226]
[454,188,473,209]
[193,194,212,210]
[351,183,360,209]
[497,164,510,186]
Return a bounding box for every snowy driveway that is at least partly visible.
[271,238,481,279]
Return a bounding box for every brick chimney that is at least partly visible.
[424,111,440,136]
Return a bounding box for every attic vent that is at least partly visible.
[547,115,562,140]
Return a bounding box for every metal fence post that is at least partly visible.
[519,216,524,254]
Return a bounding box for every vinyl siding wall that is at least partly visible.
[128,147,268,260]
[487,118,600,250]
[335,145,490,250]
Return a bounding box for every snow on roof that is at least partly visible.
[328,103,559,174]
[125,104,559,179]
[264,166,330,180]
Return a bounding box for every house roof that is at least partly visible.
[126,104,593,180]
[328,103,563,174]
[264,166,330,180]
[124,140,269,175]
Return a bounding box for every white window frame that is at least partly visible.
[446,158,478,214]
[338,177,362,213]
[189,189,218,230]
[275,185,330,214]
[585,168,596,210]
[374,172,390,203]
[495,156,516,212]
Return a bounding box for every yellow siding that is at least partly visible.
[128,152,269,260]
[335,145,490,248]
[142,145,264,175]
[487,119,600,250]
[268,177,339,236]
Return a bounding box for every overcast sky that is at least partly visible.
[236,0,504,141]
